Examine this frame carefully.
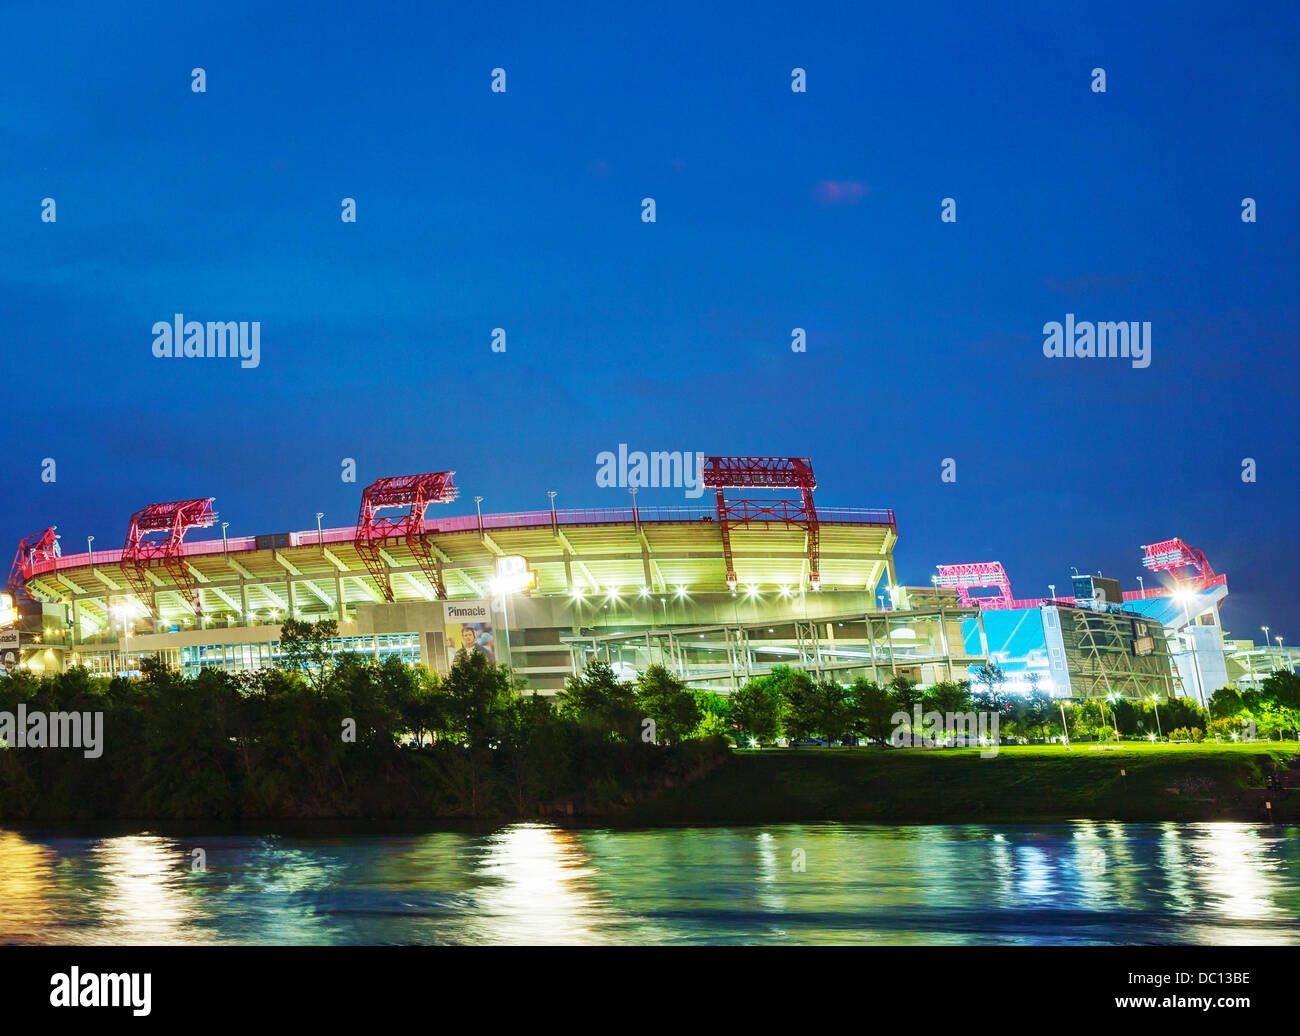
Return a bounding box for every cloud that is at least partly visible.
[812,180,868,206]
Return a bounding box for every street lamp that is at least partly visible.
[547,490,557,524]
[87,535,94,569]
[1136,575,1144,592]
[474,496,484,537]
[221,522,229,555]
[1150,695,1164,741]
[1048,584,1055,601]
[315,513,324,547]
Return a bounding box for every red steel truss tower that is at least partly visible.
[120,498,218,617]
[354,471,458,601]
[701,456,819,590]
[934,561,1016,609]
[6,527,61,602]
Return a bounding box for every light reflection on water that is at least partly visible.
[2,823,1298,945]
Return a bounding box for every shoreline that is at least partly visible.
[3,743,1295,831]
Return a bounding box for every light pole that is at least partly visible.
[1099,693,1117,741]
[1058,697,1072,750]
[87,535,94,570]
[474,496,484,537]
[1136,575,1144,593]
[547,490,557,525]
[1151,695,1164,741]
[1048,583,1056,601]
[1262,626,1271,651]
[315,513,324,548]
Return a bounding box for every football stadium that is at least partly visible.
[2,456,1295,698]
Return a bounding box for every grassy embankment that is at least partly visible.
[624,742,1300,824]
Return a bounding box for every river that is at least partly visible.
[2,822,1298,945]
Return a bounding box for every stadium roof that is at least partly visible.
[25,506,898,629]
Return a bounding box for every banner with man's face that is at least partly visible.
[0,629,20,677]
[443,601,495,668]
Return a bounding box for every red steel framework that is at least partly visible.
[934,561,1015,609]
[939,537,1227,611]
[6,526,61,601]
[354,471,458,601]
[120,498,218,617]
[701,456,820,590]
[1141,537,1222,589]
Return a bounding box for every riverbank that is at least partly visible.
[621,743,1300,825]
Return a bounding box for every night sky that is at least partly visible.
[2,2,1297,640]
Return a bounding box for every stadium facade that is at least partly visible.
[2,459,1295,700]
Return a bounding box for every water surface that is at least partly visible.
[2,822,1298,945]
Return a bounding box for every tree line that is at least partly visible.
[3,615,1296,822]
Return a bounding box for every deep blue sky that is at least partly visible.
[2,1,1297,641]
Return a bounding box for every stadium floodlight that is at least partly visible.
[639,586,650,598]
[778,585,791,598]
[745,585,761,600]
[675,585,688,599]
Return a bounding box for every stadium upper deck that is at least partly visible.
[22,504,899,634]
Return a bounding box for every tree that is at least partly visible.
[924,681,973,716]
[1255,670,1300,739]
[441,650,515,749]
[888,674,925,714]
[730,678,783,745]
[769,666,818,743]
[634,665,702,744]
[968,662,1007,700]
[808,678,853,743]
[1208,685,1245,721]
[849,679,896,745]
[277,618,339,690]
[556,660,639,741]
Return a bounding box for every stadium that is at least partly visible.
[2,456,1295,699]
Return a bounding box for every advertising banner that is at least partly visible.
[0,629,20,676]
[443,600,496,668]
